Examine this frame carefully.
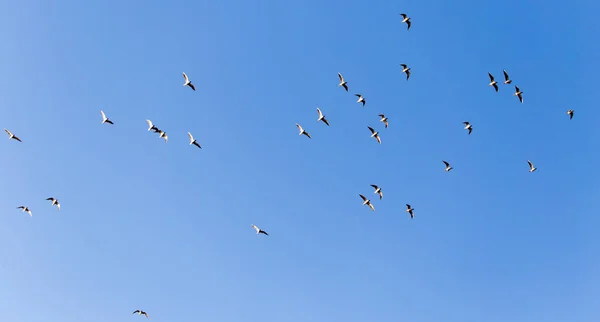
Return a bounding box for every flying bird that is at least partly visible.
[132,310,149,318]
[400,64,411,80]
[442,160,453,172]
[400,13,411,30]
[4,129,21,142]
[355,94,366,107]
[378,114,389,128]
[188,132,201,148]
[527,160,537,172]
[405,204,415,219]
[46,197,60,211]
[146,119,158,132]
[17,206,32,217]
[359,194,375,211]
[100,110,114,125]
[567,109,574,120]
[251,224,269,236]
[367,126,381,144]
[514,86,523,103]
[182,72,195,91]
[488,73,499,92]
[462,122,473,135]
[296,123,311,139]
[370,184,383,200]
[337,73,348,91]
[158,130,168,143]
[503,70,512,84]
[316,108,330,126]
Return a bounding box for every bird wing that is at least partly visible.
[101,110,107,119]
[515,86,520,92]
[188,132,194,143]
[359,194,367,202]
[400,13,407,18]
[378,114,385,118]
[443,161,449,167]
[493,83,498,91]
[296,123,303,133]
[133,310,140,314]
[375,135,381,144]
[251,224,259,232]
[406,20,411,29]
[400,64,407,68]
[370,184,378,190]
[488,72,495,82]
[17,206,24,209]
[463,122,469,125]
[317,108,323,118]
[46,197,55,201]
[503,70,509,81]
[4,129,11,136]
[368,126,375,134]
[323,118,330,126]
[406,204,411,209]
[528,160,534,169]
[183,72,189,82]
[355,94,361,98]
[189,83,196,91]
[146,119,153,129]
[338,72,344,82]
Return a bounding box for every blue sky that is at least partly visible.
[1,0,599,321]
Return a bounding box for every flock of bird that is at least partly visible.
[3,10,578,319]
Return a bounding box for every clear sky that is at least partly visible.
[1,0,599,321]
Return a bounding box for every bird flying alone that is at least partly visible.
[251,224,269,236]
[4,128,22,142]
[514,86,523,103]
[188,132,202,148]
[296,123,311,138]
[370,184,383,200]
[442,160,453,172]
[567,109,574,120]
[527,160,537,172]
[17,206,32,217]
[463,122,473,135]
[400,13,411,30]
[378,114,389,128]
[100,110,114,125]
[503,70,512,84]
[338,73,348,91]
[316,107,330,126]
[355,94,366,107]
[359,194,375,211]
[132,310,149,318]
[400,64,411,80]
[367,126,381,144]
[146,119,158,132]
[46,197,60,211]
[405,204,415,219]
[182,72,195,91]
[488,73,499,92]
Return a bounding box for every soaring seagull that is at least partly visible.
[337,73,348,91]
[567,109,574,120]
[463,122,473,135]
[132,310,149,318]
[316,107,330,126]
[378,114,389,128]
[182,72,195,91]
[370,184,383,200]
[17,206,32,217]
[296,123,311,139]
[355,94,366,107]
[400,13,411,30]
[527,160,537,172]
[405,204,415,219]
[4,128,22,142]
[188,132,202,148]
[442,160,453,172]
[251,224,269,236]
[146,119,158,132]
[400,64,411,80]
[488,72,499,92]
[503,70,512,84]
[367,126,381,144]
[100,110,114,125]
[514,86,523,103]
[46,197,61,211]
[359,194,375,211]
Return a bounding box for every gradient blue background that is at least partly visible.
[1,0,599,321]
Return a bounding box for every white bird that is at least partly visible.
[405,204,415,219]
[488,72,499,92]
[338,73,348,91]
[463,122,473,135]
[503,70,512,84]
[400,13,411,30]
[400,64,411,80]
[443,160,453,172]
[370,184,383,200]
[514,86,523,103]
[316,108,330,126]
[182,72,195,91]
[4,128,22,142]
[251,224,269,236]
[567,109,574,120]
[359,194,375,211]
[17,206,32,217]
[367,126,381,144]
[527,160,537,172]
[146,119,158,132]
[46,197,60,211]
[378,114,389,128]
[355,94,366,107]
[296,123,311,139]
[100,110,114,125]
[188,132,201,148]
[158,130,168,143]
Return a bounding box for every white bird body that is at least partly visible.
[296,123,311,138]
[359,194,375,211]
[188,132,201,148]
[182,72,196,91]
[17,206,32,216]
[527,160,537,172]
[316,108,330,126]
[100,110,114,124]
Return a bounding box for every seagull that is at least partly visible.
[355,94,366,107]
[400,13,411,30]
[367,126,381,144]
[146,119,158,132]
[527,160,537,172]
[567,109,574,120]
[463,122,473,135]
[4,129,22,142]
[514,86,523,103]
[488,73,499,92]
[337,73,348,91]
[251,224,269,236]
[158,130,168,143]
[100,110,114,125]
[188,132,201,148]
[370,185,383,200]
[359,194,375,211]
[405,204,415,219]
[316,108,330,126]
[378,114,389,128]
[46,197,60,211]
[400,64,411,80]
[296,123,311,139]
[503,70,512,84]
[182,72,195,91]
[442,160,453,172]
[17,206,32,217]
[132,310,149,318]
